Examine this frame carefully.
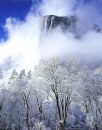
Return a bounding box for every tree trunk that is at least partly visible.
[59,120,66,130]
[95,124,99,130]
[26,104,30,130]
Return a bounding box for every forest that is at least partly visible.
[0,57,102,130]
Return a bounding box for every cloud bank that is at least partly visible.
[0,13,41,77]
[0,0,102,78]
[39,0,102,26]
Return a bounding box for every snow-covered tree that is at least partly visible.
[35,57,82,130]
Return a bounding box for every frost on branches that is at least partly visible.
[0,57,102,130]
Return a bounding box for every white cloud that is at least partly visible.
[40,28,102,63]
[38,0,102,26]
[1,0,102,78]
[39,0,74,16]
[0,13,41,74]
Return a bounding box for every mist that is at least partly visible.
[0,0,102,78]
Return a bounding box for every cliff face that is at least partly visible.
[41,15,77,32]
[41,15,101,37]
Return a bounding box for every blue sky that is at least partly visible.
[0,0,41,40]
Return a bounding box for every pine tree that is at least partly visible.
[27,70,32,80]
[19,69,26,79]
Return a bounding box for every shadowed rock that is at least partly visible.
[41,15,101,38]
[41,15,77,32]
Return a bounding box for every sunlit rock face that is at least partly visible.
[41,15,101,38]
[41,15,77,32]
